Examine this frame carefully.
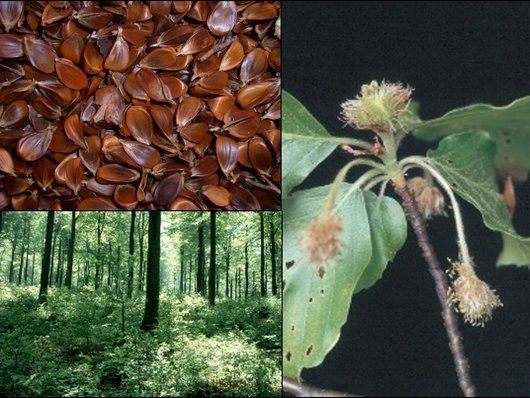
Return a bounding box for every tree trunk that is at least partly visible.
[270,217,278,296]
[188,256,192,294]
[130,211,136,255]
[8,240,16,283]
[237,268,241,300]
[127,212,135,298]
[55,243,64,287]
[138,212,145,291]
[58,242,64,287]
[95,213,104,289]
[30,252,35,285]
[18,219,28,285]
[208,212,216,305]
[197,223,205,295]
[17,242,24,285]
[55,239,62,286]
[260,213,266,297]
[225,251,229,297]
[65,211,76,288]
[49,231,56,286]
[180,247,184,293]
[84,240,90,286]
[115,246,121,291]
[38,212,55,304]
[244,242,249,298]
[23,250,29,285]
[126,256,133,298]
[107,242,113,287]
[140,212,161,331]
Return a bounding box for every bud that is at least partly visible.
[340,80,412,134]
[300,213,343,278]
[407,177,445,220]
[447,260,503,327]
[275,15,281,39]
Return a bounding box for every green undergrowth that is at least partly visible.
[0,286,281,397]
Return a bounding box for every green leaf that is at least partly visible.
[282,90,337,198]
[283,184,407,379]
[413,96,530,182]
[427,131,530,266]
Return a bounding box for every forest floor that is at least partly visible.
[0,286,281,397]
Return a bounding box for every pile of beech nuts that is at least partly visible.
[0,1,280,210]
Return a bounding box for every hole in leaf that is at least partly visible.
[320,289,324,295]
[291,325,295,331]
[306,345,313,356]
[309,297,313,303]
[505,138,511,144]
[452,183,458,189]
[318,266,325,278]
[286,352,292,361]
[447,159,454,165]
[286,260,295,269]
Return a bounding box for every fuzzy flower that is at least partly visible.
[447,260,503,327]
[340,80,412,134]
[299,213,343,278]
[407,177,445,220]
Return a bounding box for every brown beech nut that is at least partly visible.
[0,0,280,210]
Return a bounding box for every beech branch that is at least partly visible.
[283,377,359,397]
[393,184,476,397]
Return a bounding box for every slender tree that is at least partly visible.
[270,216,278,296]
[188,256,192,294]
[55,239,62,286]
[30,252,35,285]
[49,227,56,286]
[17,219,28,285]
[129,211,136,255]
[208,212,216,305]
[8,239,16,283]
[127,212,135,298]
[179,247,185,293]
[237,267,241,300]
[138,212,145,291]
[107,242,113,287]
[38,212,55,304]
[260,213,266,297]
[224,231,232,298]
[244,242,249,298]
[84,240,90,286]
[140,212,161,331]
[65,211,76,288]
[197,223,205,295]
[95,213,104,289]
[57,240,64,287]
[23,250,29,285]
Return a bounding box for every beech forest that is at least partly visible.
[0,211,281,397]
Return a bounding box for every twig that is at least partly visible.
[283,377,359,397]
[393,184,476,397]
[246,176,281,195]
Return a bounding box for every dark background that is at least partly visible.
[283,2,530,396]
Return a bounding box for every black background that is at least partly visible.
[283,2,530,396]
